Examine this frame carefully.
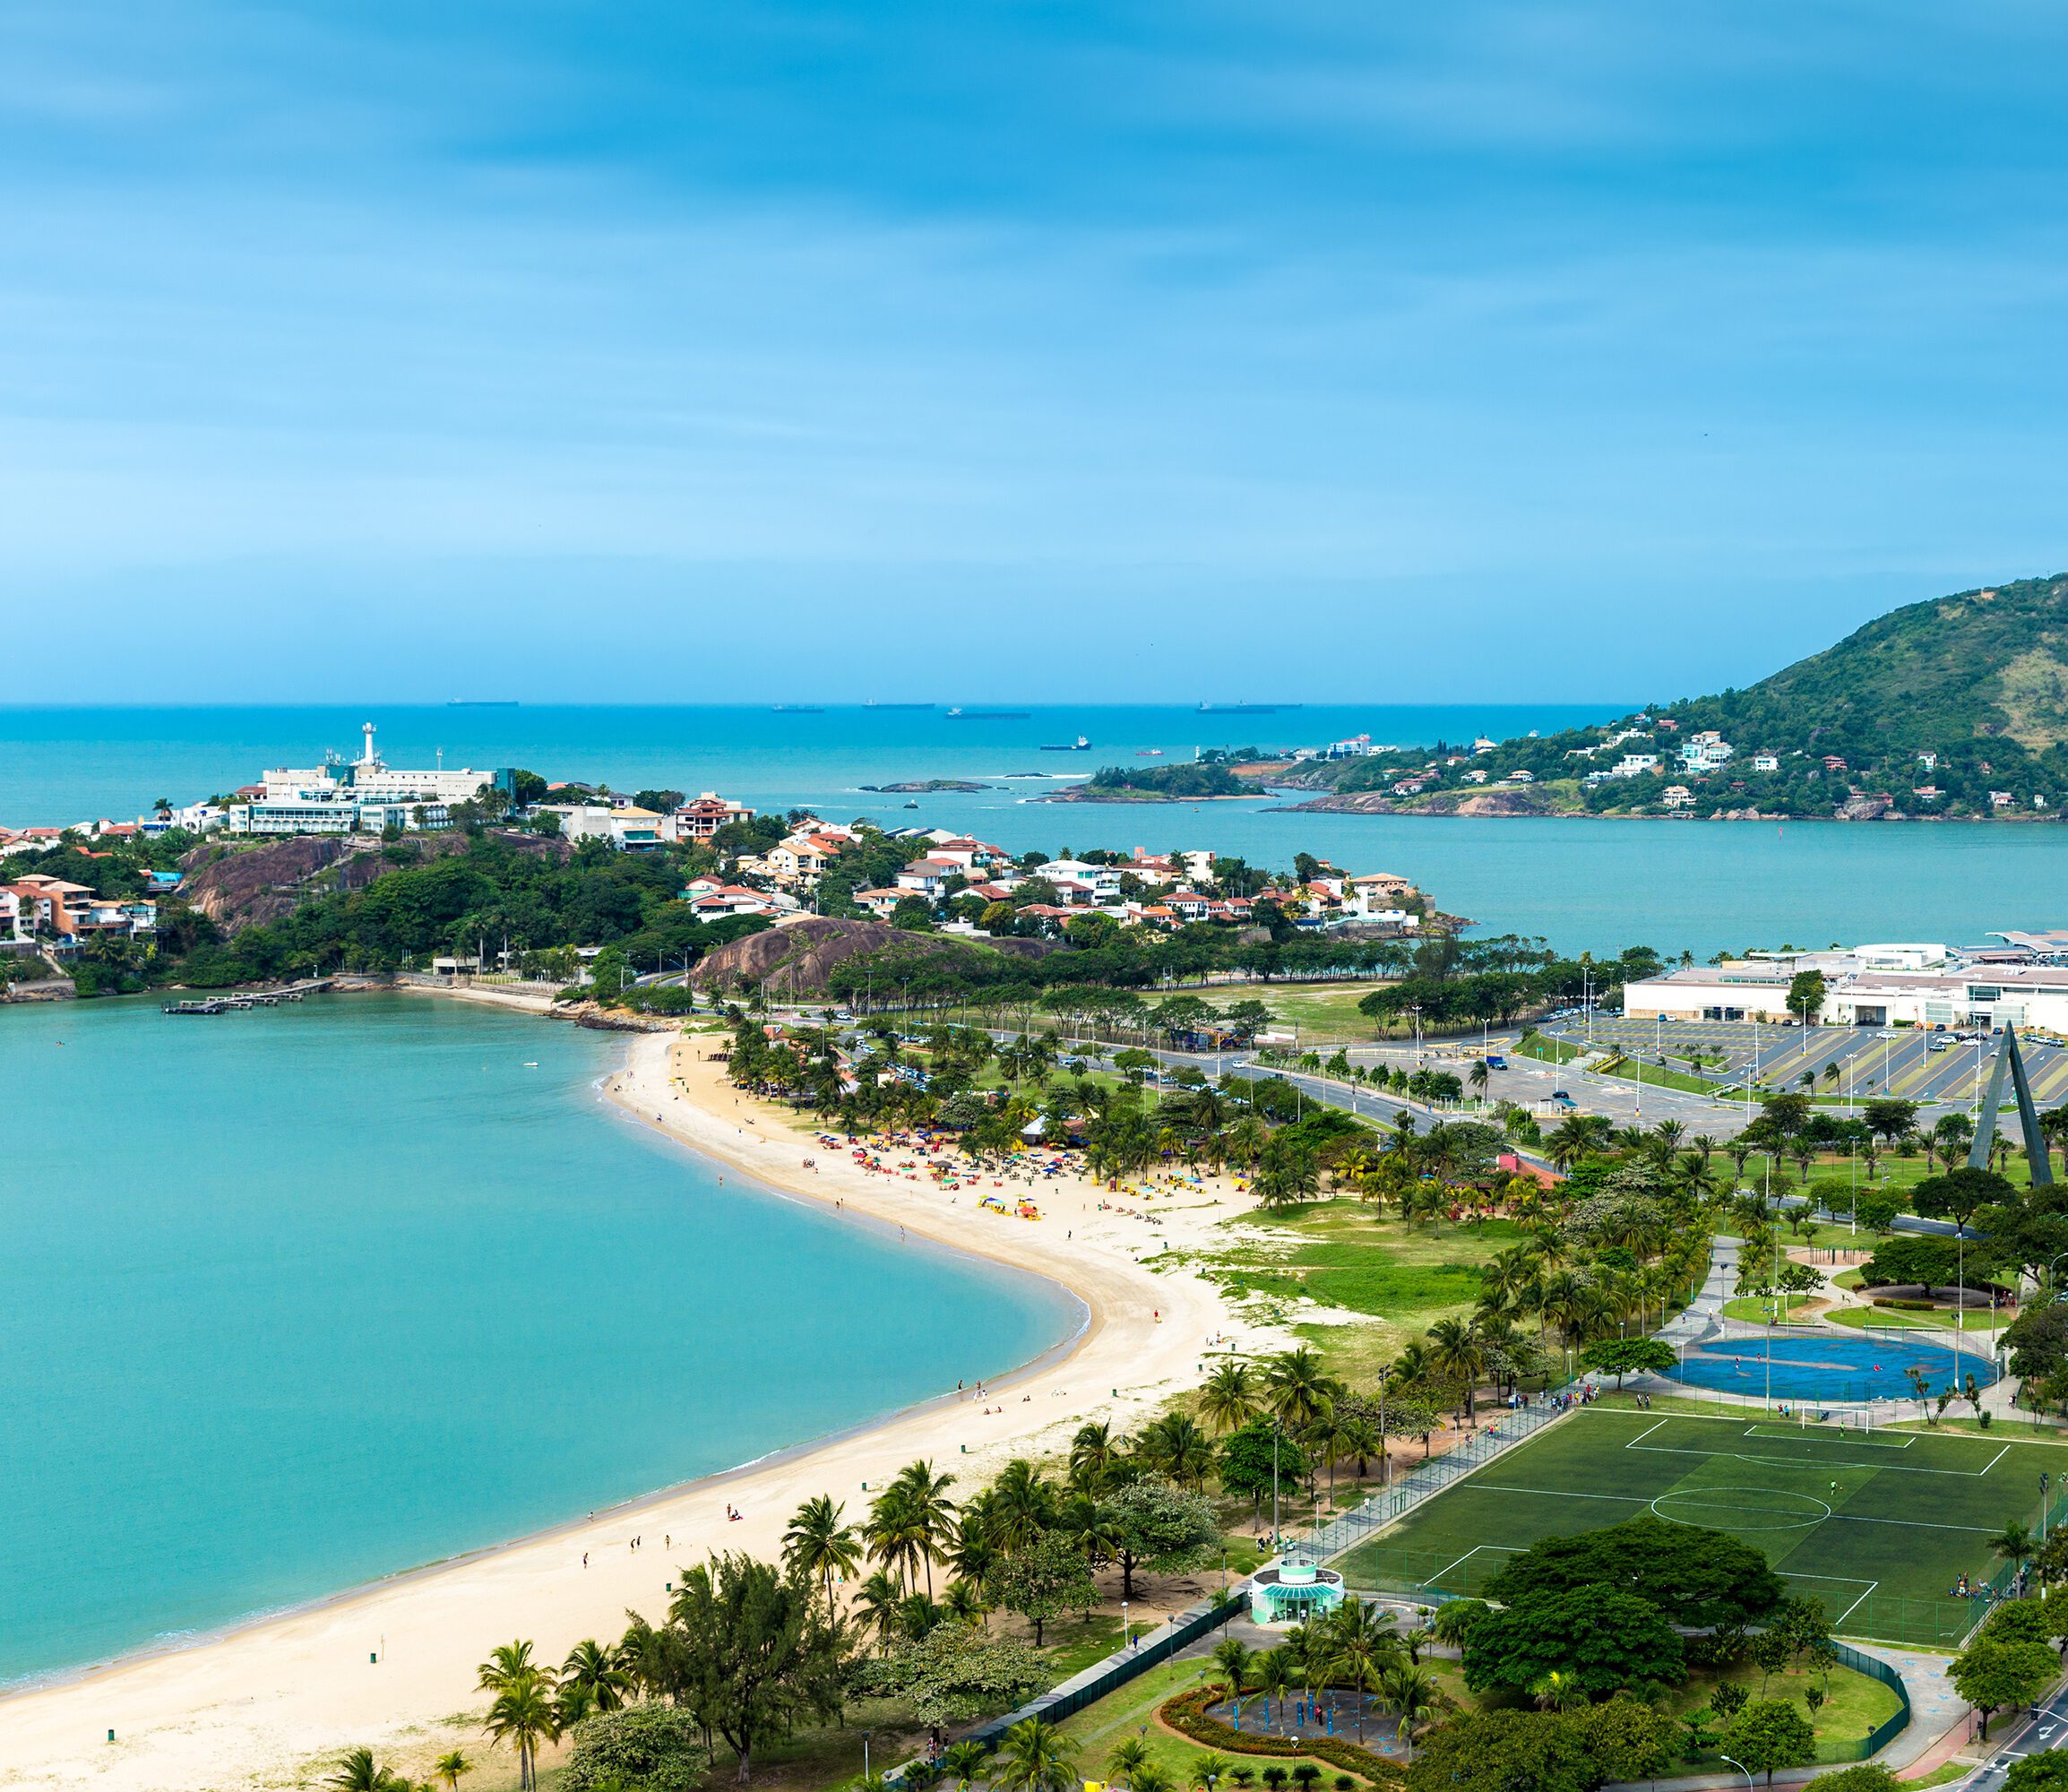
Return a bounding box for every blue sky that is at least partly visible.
[6,1,2067,702]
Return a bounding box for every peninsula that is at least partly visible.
[1270,572,2068,822]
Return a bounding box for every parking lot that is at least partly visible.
[1538,1015,2068,1109]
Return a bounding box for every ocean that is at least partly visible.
[0,995,1080,1686]
[4,703,2067,955]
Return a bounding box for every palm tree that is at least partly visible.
[1069,1420,1125,1492]
[855,1569,905,1652]
[1427,1316,1487,1421]
[1326,1598,1400,1740]
[992,1717,1081,1792]
[1131,1766,1178,1792]
[1254,1646,1295,1723]
[560,1638,632,1714]
[944,1576,991,1624]
[943,1741,993,1790]
[1382,1658,1442,1759]
[1993,1521,2037,1589]
[433,1750,471,1792]
[1262,1347,1336,1430]
[1199,1361,1262,1434]
[988,1459,1059,1552]
[483,1676,559,1792]
[784,1494,862,1613]
[1192,1752,1234,1792]
[1137,1412,1215,1488]
[1529,1668,1585,1712]
[1212,1636,1254,1695]
[328,1748,406,1791]
[1469,1059,1491,1104]
[1105,1738,1151,1789]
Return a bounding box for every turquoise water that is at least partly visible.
[0,995,1081,1686]
[5,704,2068,954]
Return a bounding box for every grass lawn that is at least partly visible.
[1246,983,1392,1045]
[1336,1406,2064,1648]
[1722,1294,1827,1325]
[1516,1036,1584,1065]
[1660,1657,1904,1765]
[1823,1305,2013,1335]
[1201,1197,1520,1371]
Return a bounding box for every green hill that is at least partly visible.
[1678,573,2068,760]
[1309,572,2068,820]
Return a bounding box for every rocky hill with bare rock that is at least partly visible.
[691,916,1058,995]
[180,829,568,935]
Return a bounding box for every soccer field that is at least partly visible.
[1338,1408,2068,1648]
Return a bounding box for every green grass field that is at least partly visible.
[1337,1406,2064,1648]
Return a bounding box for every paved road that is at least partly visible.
[1961,1676,2068,1792]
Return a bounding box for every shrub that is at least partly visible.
[562,1703,709,1792]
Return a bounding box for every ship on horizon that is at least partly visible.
[946,707,1031,719]
[1197,702,1298,714]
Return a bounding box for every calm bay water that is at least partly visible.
[6,703,2068,953]
[0,995,1080,1686]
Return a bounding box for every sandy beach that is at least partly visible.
[0,1025,1284,1791]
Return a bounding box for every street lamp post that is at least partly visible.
[1719,1756,1753,1792]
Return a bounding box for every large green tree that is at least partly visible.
[1724,1700,1817,1784]
[664,1554,844,1781]
[1462,1584,1685,1700]
[1483,1515,1785,1631]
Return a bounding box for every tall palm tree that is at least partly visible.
[784,1494,863,1613]
[560,1638,632,1714]
[1262,1347,1337,1430]
[1197,1359,1262,1434]
[483,1676,559,1792]
[1254,1645,1295,1723]
[854,1569,905,1652]
[1325,1598,1400,1741]
[992,1718,1081,1792]
[1427,1316,1487,1420]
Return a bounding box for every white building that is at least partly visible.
[1678,731,1734,771]
[1610,754,1659,778]
[1624,942,2068,1031]
[1660,784,1695,808]
[1751,753,1780,773]
[232,722,503,835]
[547,805,676,852]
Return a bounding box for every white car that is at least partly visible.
[1874,1029,1898,1038]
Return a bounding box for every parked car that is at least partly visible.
[1485,1055,1507,1069]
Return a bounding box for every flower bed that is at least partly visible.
[1158,1685,1405,1785]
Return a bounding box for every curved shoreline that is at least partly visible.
[0,1026,1282,1792]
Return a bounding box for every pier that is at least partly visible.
[162,978,333,1015]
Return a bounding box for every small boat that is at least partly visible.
[771,704,824,713]
[1136,747,1165,757]
[1039,735,1091,752]
[945,708,1030,719]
